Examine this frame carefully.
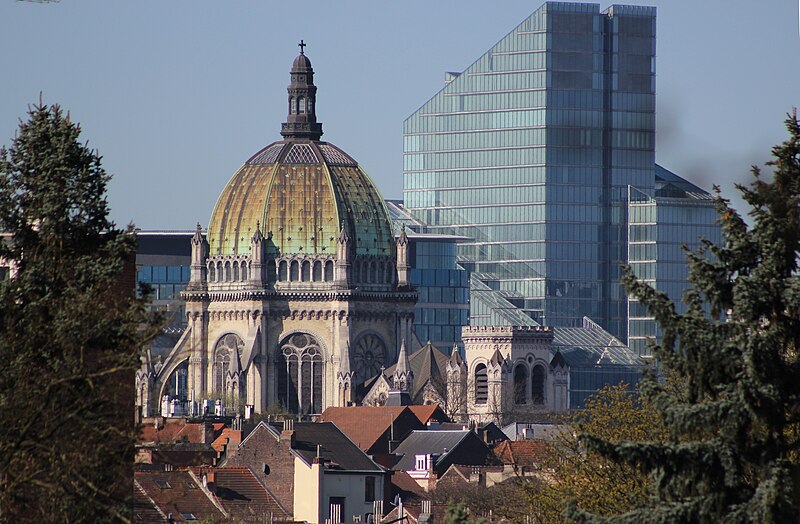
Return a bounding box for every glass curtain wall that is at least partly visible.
[403,2,656,339]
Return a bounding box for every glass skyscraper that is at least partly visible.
[627,166,721,357]
[404,2,660,339]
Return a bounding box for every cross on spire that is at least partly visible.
[298,40,306,54]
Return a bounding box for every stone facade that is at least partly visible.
[455,325,569,425]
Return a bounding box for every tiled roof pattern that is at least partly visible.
[284,422,384,471]
[283,143,320,164]
[139,421,223,445]
[392,430,471,471]
[407,405,446,424]
[368,343,451,399]
[213,467,289,518]
[319,406,413,451]
[493,440,547,467]
[134,480,167,523]
[247,143,287,165]
[134,471,224,523]
[207,140,394,257]
[390,470,428,500]
[318,143,357,166]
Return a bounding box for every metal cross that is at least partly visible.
[298,40,306,54]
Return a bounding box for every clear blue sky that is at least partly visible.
[1,1,798,229]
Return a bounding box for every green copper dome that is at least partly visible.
[207,140,394,258]
[208,49,394,259]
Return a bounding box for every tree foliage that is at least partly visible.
[0,102,156,523]
[572,112,800,523]
[524,383,669,523]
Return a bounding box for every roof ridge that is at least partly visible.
[134,478,169,522]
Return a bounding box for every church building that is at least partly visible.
[136,45,417,417]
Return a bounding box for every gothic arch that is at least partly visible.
[212,333,244,394]
[513,363,528,405]
[276,331,325,414]
[531,364,546,405]
[473,362,488,405]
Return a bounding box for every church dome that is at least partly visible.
[207,46,394,259]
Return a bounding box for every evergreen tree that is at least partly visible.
[0,102,156,523]
[572,112,800,523]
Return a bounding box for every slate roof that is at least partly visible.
[364,343,450,399]
[134,470,224,523]
[392,430,471,471]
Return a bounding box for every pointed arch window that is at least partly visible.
[514,364,528,405]
[474,363,488,405]
[208,263,216,282]
[214,334,243,394]
[233,261,239,281]
[277,333,324,414]
[531,365,545,405]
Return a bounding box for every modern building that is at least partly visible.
[404,2,719,350]
[626,165,722,356]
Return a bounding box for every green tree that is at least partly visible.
[0,102,156,523]
[524,383,668,523]
[572,112,800,523]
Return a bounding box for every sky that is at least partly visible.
[1,0,798,230]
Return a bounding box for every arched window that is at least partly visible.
[369,261,377,283]
[531,365,545,405]
[224,262,232,282]
[216,262,223,282]
[277,333,324,414]
[298,97,306,114]
[267,260,276,282]
[301,261,311,282]
[312,260,322,281]
[278,260,288,281]
[165,361,189,401]
[289,96,295,114]
[290,260,299,281]
[324,260,334,281]
[241,262,248,281]
[514,365,528,405]
[474,364,488,405]
[208,262,216,282]
[233,262,239,281]
[214,333,243,394]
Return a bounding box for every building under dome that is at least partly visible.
[136,46,417,418]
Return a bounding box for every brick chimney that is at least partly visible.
[280,419,296,447]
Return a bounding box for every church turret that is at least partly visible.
[188,223,207,290]
[334,224,351,288]
[250,221,266,287]
[281,41,323,141]
[393,338,413,392]
[396,229,410,289]
[446,345,467,422]
[336,342,356,406]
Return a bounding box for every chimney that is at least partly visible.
[280,419,296,447]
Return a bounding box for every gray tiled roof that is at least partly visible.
[285,422,384,472]
[392,430,470,471]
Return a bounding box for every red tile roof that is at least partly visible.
[134,470,225,522]
[211,467,289,519]
[407,404,447,424]
[139,420,224,445]
[493,440,547,467]
[319,406,415,452]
